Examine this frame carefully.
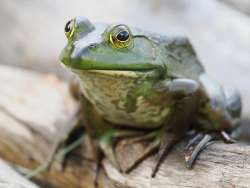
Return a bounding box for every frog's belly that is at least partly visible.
[76,70,170,128]
[104,105,169,128]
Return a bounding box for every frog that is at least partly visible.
[45,16,242,181]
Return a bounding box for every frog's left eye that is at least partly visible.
[64,19,75,39]
[109,25,133,49]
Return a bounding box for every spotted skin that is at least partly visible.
[57,16,242,179]
[73,69,171,128]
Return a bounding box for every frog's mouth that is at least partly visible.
[71,69,152,78]
[61,61,161,78]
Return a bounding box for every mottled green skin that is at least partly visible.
[57,17,242,177]
[60,17,232,131]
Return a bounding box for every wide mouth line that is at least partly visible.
[75,68,155,72]
[64,64,158,72]
[72,68,151,75]
[63,63,155,70]
[70,68,159,78]
[61,57,159,72]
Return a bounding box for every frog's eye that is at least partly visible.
[109,25,133,49]
[64,19,75,39]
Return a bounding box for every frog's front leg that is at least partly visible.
[79,94,151,182]
[151,78,200,177]
[97,128,145,171]
[184,73,242,168]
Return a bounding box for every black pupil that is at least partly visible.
[116,30,129,42]
[65,20,72,33]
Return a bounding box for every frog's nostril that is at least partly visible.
[89,43,97,49]
[72,45,93,59]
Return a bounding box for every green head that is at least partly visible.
[59,17,179,128]
[60,17,165,72]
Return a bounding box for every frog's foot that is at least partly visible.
[184,132,214,169]
[98,129,145,172]
[151,131,182,177]
[99,129,167,175]
[220,130,236,143]
[184,130,236,169]
[121,130,161,173]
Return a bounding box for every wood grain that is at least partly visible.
[0,160,38,188]
[0,65,115,188]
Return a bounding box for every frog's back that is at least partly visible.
[153,35,205,81]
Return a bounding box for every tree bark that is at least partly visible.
[0,65,250,188]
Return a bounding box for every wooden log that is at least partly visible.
[0,159,39,188]
[0,65,115,188]
[0,65,250,188]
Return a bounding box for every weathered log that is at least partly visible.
[0,65,115,188]
[0,159,38,188]
[0,65,250,188]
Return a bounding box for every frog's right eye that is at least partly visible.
[108,25,133,49]
[64,19,75,39]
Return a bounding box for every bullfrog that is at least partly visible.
[45,17,242,181]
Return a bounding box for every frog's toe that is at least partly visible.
[220,130,236,143]
[99,132,122,171]
[124,135,161,173]
[98,129,152,172]
[184,130,238,169]
[126,131,160,144]
[151,131,181,177]
[184,133,214,169]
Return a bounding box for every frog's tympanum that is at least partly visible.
[59,17,241,179]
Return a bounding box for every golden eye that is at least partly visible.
[109,25,133,49]
[64,19,75,39]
